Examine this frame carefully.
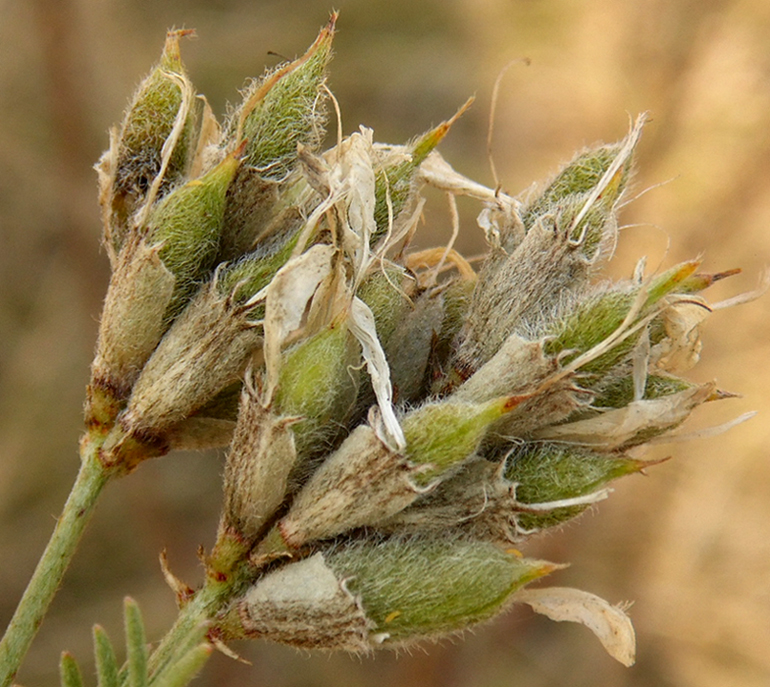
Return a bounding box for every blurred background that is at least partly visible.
[2,0,769,685]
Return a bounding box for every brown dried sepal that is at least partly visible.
[119,281,262,439]
[90,236,176,407]
[277,424,427,549]
[222,377,299,542]
[235,553,372,652]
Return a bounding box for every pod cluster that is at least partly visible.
[89,17,739,664]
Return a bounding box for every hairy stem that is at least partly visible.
[0,434,115,687]
[141,585,219,685]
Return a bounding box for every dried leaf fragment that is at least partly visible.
[514,586,636,666]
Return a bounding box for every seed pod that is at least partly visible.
[453,202,614,374]
[221,378,298,542]
[324,537,556,645]
[430,276,475,375]
[89,237,176,413]
[532,382,718,450]
[504,443,646,531]
[101,280,262,467]
[521,142,633,235]
[371,113,460,242]
[218,168,317,263]
[271,395,520,549]
[592,373,695,409]
[274,318,361,460]
[452,334,554,404]
[272,425,412,549]
[545,260,700,375]
[455,128,643,375]
[402,396,520,484]
[374,457,502,536]
[226,552,372,651]
[356,268,413,347]
[232,17,335,178]
[218,17,334,260]
[232,538,554,650]
[147,148,242,316]
[88,150,241,418]
[383,289,445,403]
[97,30,203,258]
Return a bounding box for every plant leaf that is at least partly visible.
[124,597,149,687]
[94,624,119,687]
[149,644,212,687]
[60,652,85,687]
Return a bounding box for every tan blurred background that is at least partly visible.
[2,0,769,685]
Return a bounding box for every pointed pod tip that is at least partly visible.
[712,267,742,282]
[633,455,673,475]
[161,29,196,68]
[711,388,742,401]
[412,96,475,164]
[327,10,339,32]
[313,12,338,48]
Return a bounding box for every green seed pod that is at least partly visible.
[97,30,203,257]
[521,142,633,234]
[432,277,475,360]
[216,234,299,313]
[88,149,241,422]
[219,168,317,263]
[148,148,242,317]
[592,373,695,409]
[231,16,335,179]
[372,114,458,242]
[352,268,414,412]
[504,443,645,531]
[545,288,635,372]
[384,290,445,403]
[545,260,700,375]
[403,396,520,485]
[324,537,556,645]
[216,17,334,259]
[274,318,361,459]
[355,268,412,348]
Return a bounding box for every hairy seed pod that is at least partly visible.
[324,537,556,645]
[97,30,203,258]
[504,442,646,531]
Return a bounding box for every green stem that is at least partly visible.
[0,435,115,687]
[125,533,255,685]
[143,585,220,684]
